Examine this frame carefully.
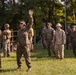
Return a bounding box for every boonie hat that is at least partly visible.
[56,23,62,27]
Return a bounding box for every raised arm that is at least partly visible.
[27,10,34,30]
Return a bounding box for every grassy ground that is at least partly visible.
[0,46,76,75]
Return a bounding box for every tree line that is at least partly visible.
[0,0,76,33]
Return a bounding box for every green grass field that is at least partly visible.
[0,46,76,75]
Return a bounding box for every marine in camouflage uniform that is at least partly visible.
[2,24,11,57]
[66,25,72,50]
[45,22,55,57]
[0,30,2,69]
[41,23,47,49]
[69,26,76,57]
[54,23,66,59]
[16,10,33,72]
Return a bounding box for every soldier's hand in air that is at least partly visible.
[29,10,33,17]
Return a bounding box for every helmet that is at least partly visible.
[56,23,62,27]
[4,23,10,28]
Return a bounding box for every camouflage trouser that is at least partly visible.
[55,44,64,59]
[72,42,76,57]
[46,40,55,56]
[3,42,10,57]
[16,45,31,68]
[42,37,46,49]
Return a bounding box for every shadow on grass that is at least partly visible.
[31,47,57,61]
[10,56,16,58]
[31,47,48,58]
[0,68,16,73]
[1,56,16,59]
[64,49,74,58]
[31,46,75,61]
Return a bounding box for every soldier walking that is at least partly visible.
[45,22,55,57]
[16,10,33,72]
[2,24,11,57]
[54,23,66,59]
[69,26,76,57]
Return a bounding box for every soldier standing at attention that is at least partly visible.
[0,30,2,70]
[69,26,76,57]
[45,22,55,57]
[2,24,11,57]
[54,23,66,59]
[66,25,72,50]
[16,10,33,72]
[40,23,47,49]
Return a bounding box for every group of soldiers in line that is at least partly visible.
[41,23,76,59]
[0,9,76,72]
[41,23,66,59]
[0,10,34,72]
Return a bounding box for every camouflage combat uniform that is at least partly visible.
[41,26,46,49]
[45,27,55,56]
[54,29,66,59]
[2,24,11,57]
[70,30,76,57]
[17,16,33,69]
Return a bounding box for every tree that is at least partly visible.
[66,0,76,24]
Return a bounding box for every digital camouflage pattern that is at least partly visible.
[70,31,76,57]
[2,29,11,57]
[41,27,47,49]
[17,16,33,69]
[54,29,66,59]
[45,27,55,56]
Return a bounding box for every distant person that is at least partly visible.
[45,22,55,57]
[40,23,47,49]
[69,26,76,57]
[66,25,72,50]
[12,43,17,51]
[2,24,11,57]
[16,10,33,72]
[54,23,66,59]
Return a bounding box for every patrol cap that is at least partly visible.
[20,20,26,26]
[56,23,62,27]
[47,22,52,26]
[4,23,10,28]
